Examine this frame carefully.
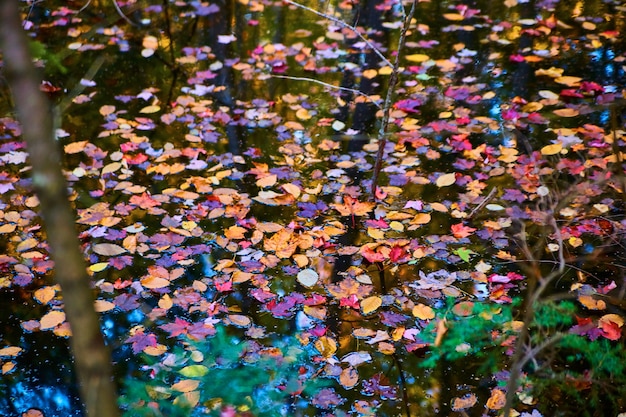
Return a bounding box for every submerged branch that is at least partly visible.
[271,74,382,108]
[284,0,392,68]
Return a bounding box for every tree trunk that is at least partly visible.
[0,1,120,416]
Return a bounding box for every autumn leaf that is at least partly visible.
[332,196,375,217]
[40,310,66,330]
[361,296,382,315]
[436,172,456,187]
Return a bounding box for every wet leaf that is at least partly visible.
[361,296,382,315]
[40,310,66,330]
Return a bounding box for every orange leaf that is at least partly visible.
[413,303,436,320]
[486,388,506,410]
[339,367,359,388]
[34,286,56,305]
[141,276,171,289]
[332,195,375,217]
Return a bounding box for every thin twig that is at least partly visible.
[111,0,138,26]
[393,352,411,417]
[370,0,417,199]
[271,74,382,108]
[284,0,392,68]
[467,186,499,219]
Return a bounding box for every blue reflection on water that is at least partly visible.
[1,381,82,417]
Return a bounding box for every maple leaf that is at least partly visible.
[126,329,157,354]
[332,195,375,217]
[159,317,190,338]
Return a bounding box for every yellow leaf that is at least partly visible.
[90,262,109,272]
[315,336,337,358]
[405,53,430,63]
[296,108,312,120]
[139,105,161,114]
[378,66,393,75]
[64,140,89,154]
[436,173,457,187]
[367,227,385,240]
[389,221,404,231]
[541,143,563,155]
[443,13,464,21]
[362,69,378,79]
[16,238,38,252]
[101,162,122,175]
[412,303,435,320]
[40,310,66,330]
[555,75,582,87]
[361,296,382,315]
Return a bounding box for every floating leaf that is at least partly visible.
[339,367,359,388]
[141,276,171,289]
[452,394,478,411]
[171,379,200,393]
[90,262,109,272]
[93,243,127,256]
[540,143,563,155]
[179,365,209,377]
[405,53,430,63]
[486,388,506,410]
[315,336,337,358]
[361,296,382,315]
[34,286,56,305]
[40,310,66,330]
[94,299,116,312]
[436,173,456,187]
[297,268,319,287]
[412,304,435,320]
[553,108,579,117]
[0,346,22,357]
[139,105,161,114]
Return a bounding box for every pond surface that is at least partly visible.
[1,0,626,416]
